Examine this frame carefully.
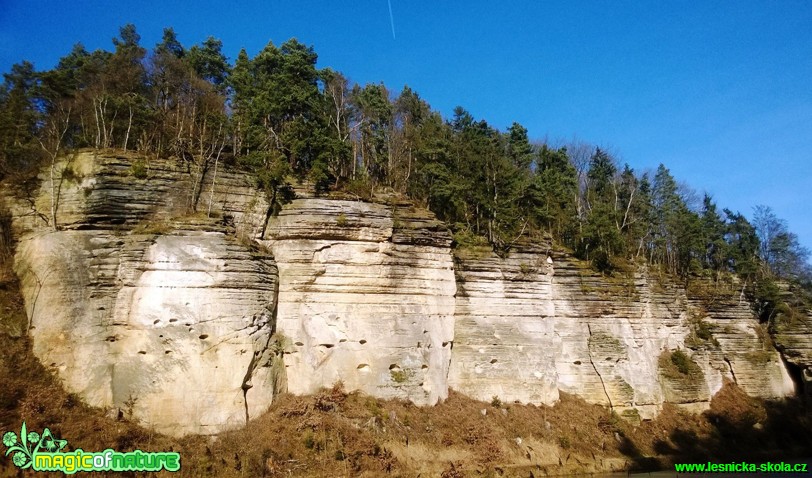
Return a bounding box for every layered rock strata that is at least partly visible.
[262,199,456,405]
[4,151,278,436]
[449,246,795,418]
[1,150,802,436]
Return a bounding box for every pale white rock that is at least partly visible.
[5,152,281,436]
[449,249,561,405]
[450,246,796,418]
[263,198,456,405]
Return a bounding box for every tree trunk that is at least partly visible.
[123,104,133,152]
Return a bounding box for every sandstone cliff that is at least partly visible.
[0,150,803,436]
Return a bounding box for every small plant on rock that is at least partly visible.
[129,160,148,179]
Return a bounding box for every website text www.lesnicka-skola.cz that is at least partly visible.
[674,461,809,473]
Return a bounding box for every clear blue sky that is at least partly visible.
[2,1,811,252]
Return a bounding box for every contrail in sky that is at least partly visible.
[387,0,396,39]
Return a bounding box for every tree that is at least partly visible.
[648,164,706,276]
[187,37,229,91]
[102,24,148,151]
[350,82,393,185]
[724,209,760,279]
[155,27,185,58]
[506,122,533,172]
[586,148,616,203]
[320,68,353,183]
[753,205,810,279]
[391,86,432,190]
[0,61,41,179]
[234,39,324,175]
[700,194,727,273]
[229,48,252,156]
[527,145,577,241]
[577,148,624,270]
[407,111,455,212]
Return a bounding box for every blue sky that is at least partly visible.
[1,1,811,251]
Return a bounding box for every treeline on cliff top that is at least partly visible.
[0,26,809,305]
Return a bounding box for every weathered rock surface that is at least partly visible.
[0,150,804,436]
[449,246,795,418]
[4,151,278,436]
[262,198,456,404]
[773,306,812,396]
[2,150,269,238]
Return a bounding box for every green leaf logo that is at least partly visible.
[2,422,68,470]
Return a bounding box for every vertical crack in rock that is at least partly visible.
[724,357,738,385]
[241,316,273,424]
[241,259,281,424]
[587,324,613,409]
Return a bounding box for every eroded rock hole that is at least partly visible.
[199,334,209,340]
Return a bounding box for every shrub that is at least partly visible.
[129,160,148,179]
[670,350,692,375]
[345,177,373,200]
[452,229,487,247]
[695,320,714,341]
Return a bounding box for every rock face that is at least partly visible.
[262,199,456,404]
[5,151,278,436]
[772,303,812,396]
[0,150,802,436]
[449,248,794,418]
